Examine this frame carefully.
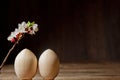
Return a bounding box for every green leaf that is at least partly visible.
[27,21,35,27]
[31,21,35,26]
[27,21,31,27]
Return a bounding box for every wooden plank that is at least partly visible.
[0,63,120,80]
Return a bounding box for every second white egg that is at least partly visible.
[38,49,60,80]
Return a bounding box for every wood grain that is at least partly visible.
[0,63,120,80]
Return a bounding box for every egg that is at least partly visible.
[14,48,37,80]
[39,49,60,80]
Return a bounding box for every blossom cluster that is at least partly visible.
[7,21,38,43]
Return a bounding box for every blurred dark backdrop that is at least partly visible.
[0,0,120,64]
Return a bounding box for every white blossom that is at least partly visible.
[33,24,38,32]
[7,21,39,42]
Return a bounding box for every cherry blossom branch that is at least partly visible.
[0,36,22,70]
[0,21,38,71]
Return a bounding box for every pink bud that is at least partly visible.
[16,33,22,40]
[11,38,16,43]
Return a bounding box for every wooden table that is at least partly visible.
[0,63,120,80]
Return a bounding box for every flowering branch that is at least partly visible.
[0,21,38,70]
[0,35,22,70]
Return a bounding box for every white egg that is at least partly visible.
[14,48,37,80]
[39,49,60,80]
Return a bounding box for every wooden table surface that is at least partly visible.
[0,63,120,80]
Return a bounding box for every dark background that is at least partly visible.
[0,0,120,64]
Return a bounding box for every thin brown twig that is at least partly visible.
[0,35,23,70]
